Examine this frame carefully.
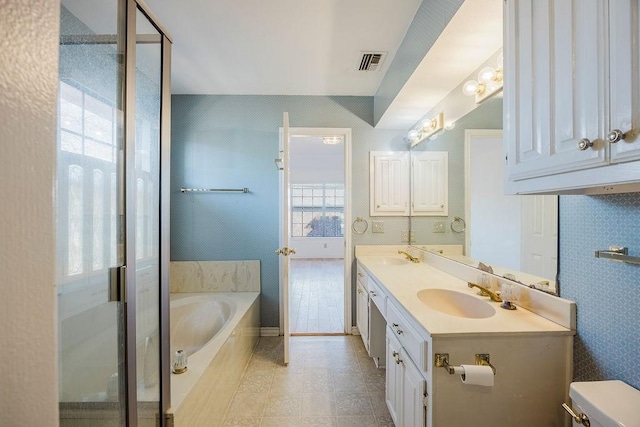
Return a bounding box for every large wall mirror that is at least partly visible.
[408,98,559,294]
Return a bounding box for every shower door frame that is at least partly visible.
[123,0,173,425]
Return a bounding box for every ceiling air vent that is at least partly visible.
[358,52,386,71]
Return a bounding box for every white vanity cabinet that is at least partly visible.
[356,265,369,352]
[385,298,428,427]
[504,0,640,194]
[386,326,427,427]
[357,262,387,366]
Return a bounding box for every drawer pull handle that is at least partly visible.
[396,329,403,335]
[392,323,399,328]
[370,291,377,297]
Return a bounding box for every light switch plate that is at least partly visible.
[433,221,445,233]
[372,220,384,233]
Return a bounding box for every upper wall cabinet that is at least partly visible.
[370,151,410,216]
[504,0,640,194]
[369,151,448,217]
[411,151,448,216]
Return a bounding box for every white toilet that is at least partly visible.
[566,380,640,427]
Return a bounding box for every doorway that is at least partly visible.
[286,129,351,335]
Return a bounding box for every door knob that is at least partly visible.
[275,247,296,256]
[607,129,626,144]
[577,138,593,151]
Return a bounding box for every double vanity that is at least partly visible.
[355,245,576,427]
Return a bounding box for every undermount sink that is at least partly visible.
[374,257,409,265]
[417,289,496,319]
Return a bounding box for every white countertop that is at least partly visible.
[357,254,574,338]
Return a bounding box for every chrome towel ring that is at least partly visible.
[352,217,369,235]
[451,216,466,233]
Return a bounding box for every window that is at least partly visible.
[291,184,344,237]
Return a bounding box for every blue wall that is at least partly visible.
[171,95,408,327]
[559,193,640,389]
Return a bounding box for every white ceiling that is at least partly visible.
[67,0,503,130]
[144,0,423,96]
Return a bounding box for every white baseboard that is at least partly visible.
[351,326,360,336]
[260,327,280,337]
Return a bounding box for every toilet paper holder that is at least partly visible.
[435,353,496,375]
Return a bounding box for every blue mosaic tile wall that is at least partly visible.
[559,193,640,389]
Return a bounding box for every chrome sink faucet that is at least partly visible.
[398,250,420,263]
[468,282,502,302]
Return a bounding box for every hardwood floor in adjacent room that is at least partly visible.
[289,259,345,334]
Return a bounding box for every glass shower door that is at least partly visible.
[57,0,126,424]
[134,7,163,425]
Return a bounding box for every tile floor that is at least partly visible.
[222,335,393,426]
[290,259,345,334]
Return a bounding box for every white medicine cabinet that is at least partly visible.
[370,151,448,217]
[504,0,640,194]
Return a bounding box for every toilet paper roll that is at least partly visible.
[460,364,494,387]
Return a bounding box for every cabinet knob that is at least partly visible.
[607,129,626,144]
[370,291,377,297]
[577,138,593,151]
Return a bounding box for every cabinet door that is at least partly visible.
[402,348,426,427]
[386,327,403,427]
[609,0,640,163]
[356,282,369,352]
[505,0,608,183]
[370,151,409,216]
[411,151,448,216]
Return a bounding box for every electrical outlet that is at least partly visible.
[372,220,384,233]
[401,230,409,242]
[433,221,445,233]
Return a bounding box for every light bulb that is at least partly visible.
[408,129,418,141]
[422,119,435,131]
[462,80,479,96]
[478,67,496,85]
[444,121,455,131]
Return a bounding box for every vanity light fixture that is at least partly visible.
[408,112,444,146]
[462,52,504,104]
[322,136,342,145]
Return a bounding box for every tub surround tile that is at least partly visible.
[170,260,260,293]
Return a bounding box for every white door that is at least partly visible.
[466,130,522,270]
[278,112,293,365]
[521,195,558,280]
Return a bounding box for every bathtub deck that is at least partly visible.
[222,335,393,426]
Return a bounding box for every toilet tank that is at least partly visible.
[569,380,640,427]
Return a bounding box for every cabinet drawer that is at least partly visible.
[368,279,386,318]
[387,300,427,372]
